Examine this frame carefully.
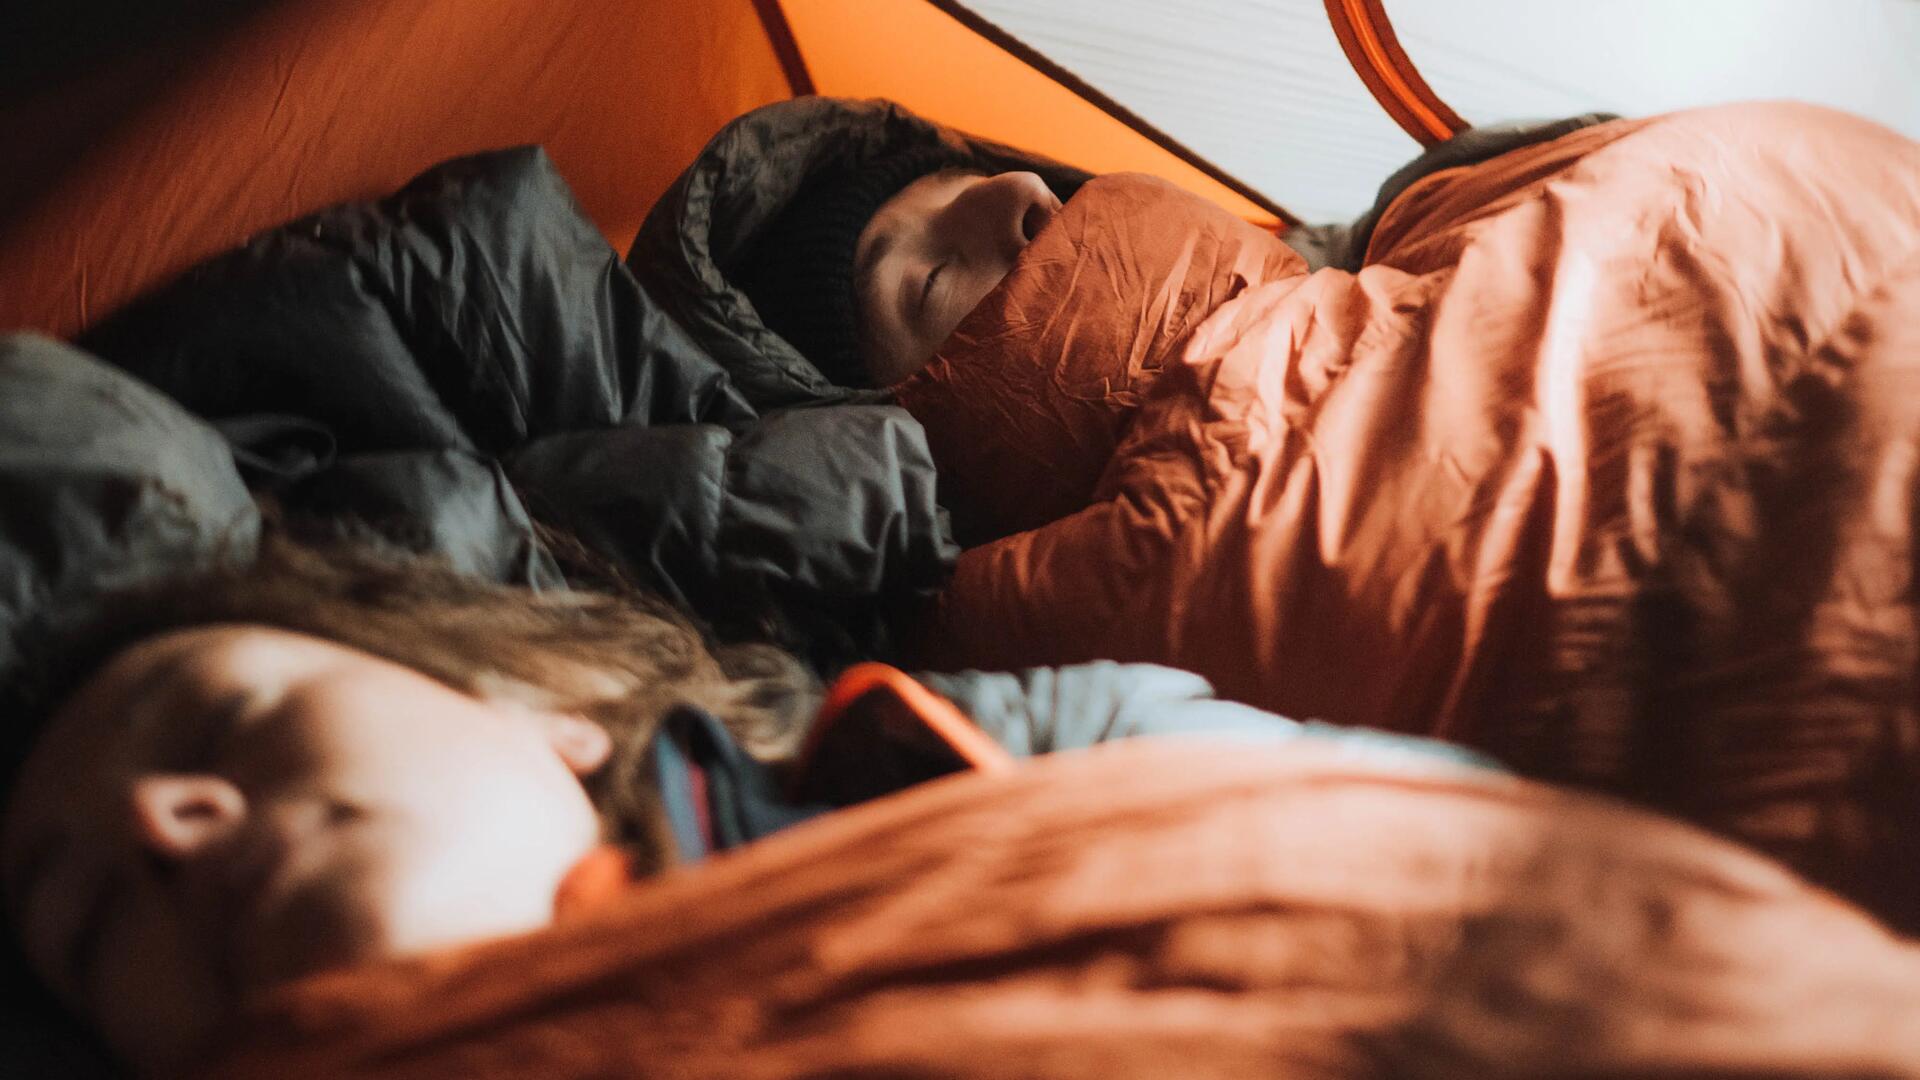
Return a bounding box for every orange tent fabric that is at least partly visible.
[776,0,1276,224]
[0,0,790,339]
[199,739,1920,1079]
[900,102,1920,930]
[0,0,1282,343]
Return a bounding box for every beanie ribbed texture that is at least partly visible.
[733,147,975,387]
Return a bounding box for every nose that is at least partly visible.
[131,774,248,861]
[956,171,1061,264]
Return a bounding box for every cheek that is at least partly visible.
[869,338,928,388]
[368,842,586,962]
[90,892,232,1064]
[294,793,594,969]
[859,307,917,384]
[234,870,391,990]
[941,264,1010,341]
[223,769,601,985]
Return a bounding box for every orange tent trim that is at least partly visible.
[1325,0,1467,146]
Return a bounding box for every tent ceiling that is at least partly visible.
[5,0,1917,339]
[966,0,1414,223]
[778,0,1280,223]
[966,0,1920,223]
[1389,1,1920,150]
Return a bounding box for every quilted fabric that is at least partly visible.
[903,103,1920,929]
[199,740,1920,1079]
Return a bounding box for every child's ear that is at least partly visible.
[531,712,613,775]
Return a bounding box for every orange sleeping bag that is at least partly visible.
[898,102,1920,930]
[198,740,1920,1079]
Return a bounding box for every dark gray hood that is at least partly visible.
[628,96,1092,408]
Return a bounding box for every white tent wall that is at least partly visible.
[1391,0,1920,151]
[967,0,1417,222]
[965,0,1920,223]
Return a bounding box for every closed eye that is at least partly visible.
[918,263,944,318]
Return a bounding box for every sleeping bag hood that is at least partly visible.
[892,171,1300,543]
[628,96,1091,406]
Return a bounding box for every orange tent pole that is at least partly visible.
[1325,0,1467,146]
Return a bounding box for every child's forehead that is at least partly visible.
[42,628,252,736]
[4,627,289,808]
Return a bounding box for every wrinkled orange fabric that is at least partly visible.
[897,173,1298,540]
[197,741,1920,1080]
[903,103,1920,930]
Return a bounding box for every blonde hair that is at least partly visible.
[15,535,820,873]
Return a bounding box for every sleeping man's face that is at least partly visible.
[854,168,1063,387]
[2,625,611,1072]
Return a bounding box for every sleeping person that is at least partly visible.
[0,537,803,1071]
[9,545,1919,1080]
[1,531,1490,1074]
[632,98,1920,934]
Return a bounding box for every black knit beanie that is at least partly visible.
[734,146,976,387]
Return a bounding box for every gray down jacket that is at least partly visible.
[67,141,955,669]
[52,98,1106,672]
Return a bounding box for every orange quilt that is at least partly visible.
[199,740,1920,1079]
[898,103,1920,930]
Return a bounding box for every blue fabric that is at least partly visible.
[660,706,830,858]
[649,724,710,864]
[655,663,1502,869]
[916,662,1500,773]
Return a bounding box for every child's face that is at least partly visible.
[854,168,1062,387]
[2,625,611,1071]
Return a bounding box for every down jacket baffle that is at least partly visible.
[76,145,953,665]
